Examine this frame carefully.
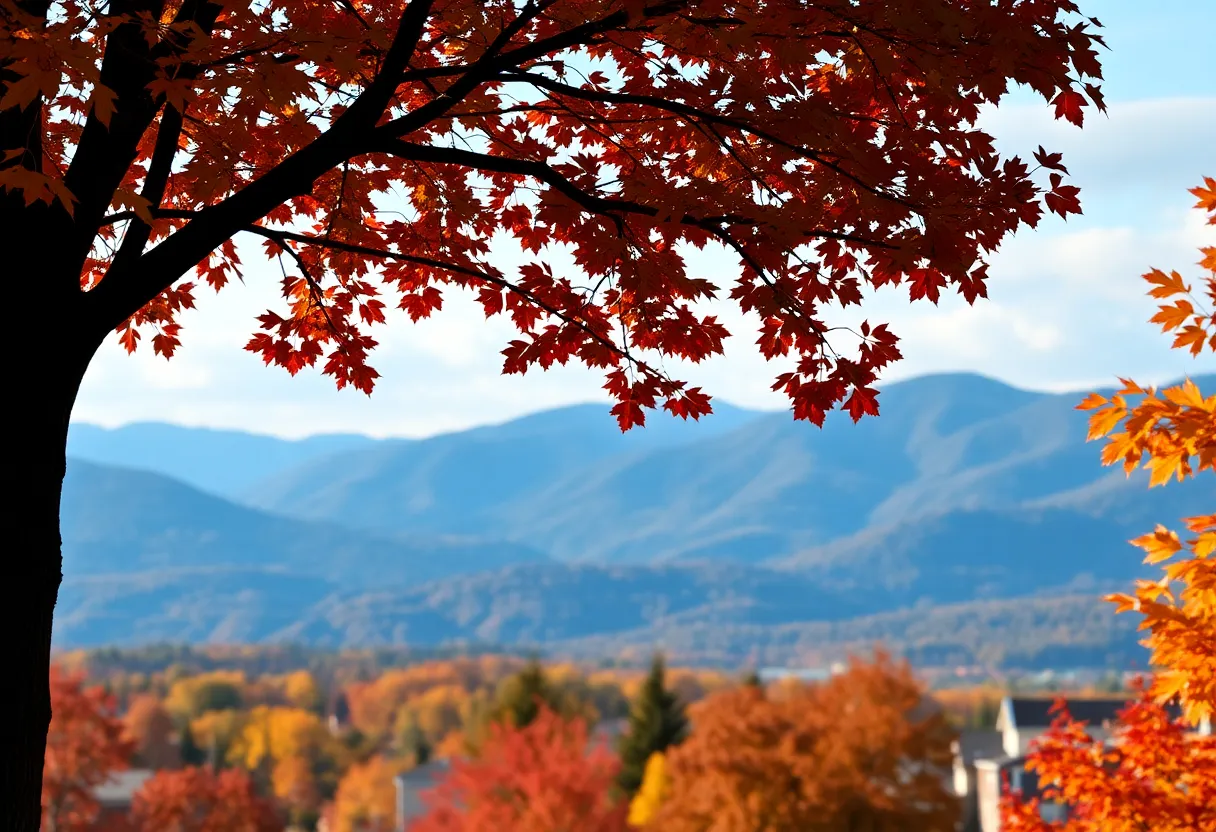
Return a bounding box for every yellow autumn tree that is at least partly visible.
[331,754,402,832]
[228,706,328,771]
[627,752,670,828]
[282,671,324,713]
[164,671,246,720]
[1077,176,1216,724]
[228,705,331,818]
[189,709,244,766]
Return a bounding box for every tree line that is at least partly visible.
[47,651,982,831]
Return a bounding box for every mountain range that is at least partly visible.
[56,372,1212,669]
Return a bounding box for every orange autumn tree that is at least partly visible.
[411,705,628,832]
[1000,180,1216,829]
[648,653,959,832]
[999,693,1216,831]
[124,694,181,771]
[41,667,134,832]
[130,767,284,832]
[2,0,1105,822]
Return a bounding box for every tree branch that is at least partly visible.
[265,234,350,349]
[0,0,52,178]
[242,224,661,379]
[102,208,681,385]
[84,0,690,332]
[0,0,60,270]
[368,137,896,251]
[370,138,639,229]
[377,0,690,138]
[107,104,184,274]
[501,70,913,210]
[330,0,435,132]
[62,0,220,276]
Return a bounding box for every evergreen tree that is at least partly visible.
[741,669,763,689]
[974,696,1001,730]
[616,654,689,797]
[396,714,432,766]
[179,722,206,767]
[491,657,560,730]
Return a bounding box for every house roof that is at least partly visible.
[1005,697,1121,729]
[94,769,155,808]
[1004,696,1185,730]
[393,759,451,790]
[953,730,1004,765]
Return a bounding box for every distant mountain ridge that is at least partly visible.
[246,372,1212,565]
[57,371,1213,668]
[67,422,376,498]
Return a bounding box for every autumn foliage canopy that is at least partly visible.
[1000,181,1216,827]
[1077,178,1216,723]
[411,705,627,832]
[1001,693,1216,832]
[41,668,134,832]
[1,0,1105,428]
[131,767,283,832]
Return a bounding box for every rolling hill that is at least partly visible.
[61,460,550,588]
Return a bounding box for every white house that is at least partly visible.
[393,759,451,831]
[961,695,1208,832]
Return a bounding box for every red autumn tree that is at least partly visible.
[41,667,134,832]
[2,0,1103,823]
[411,704,627,832]
[130,766,284,832]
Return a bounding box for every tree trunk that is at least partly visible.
[2,336,97,832]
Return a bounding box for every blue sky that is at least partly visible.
[74,0,1216,438]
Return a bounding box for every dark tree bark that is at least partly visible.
[2,304,102,832]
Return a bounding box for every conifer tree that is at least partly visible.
[616,655,689,797]
[178,723,205,768]
[492,658,561,730]
[397,714,432,767]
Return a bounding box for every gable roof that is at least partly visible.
[94,769,155,808]
[1008,697,1125,729]
[1003,696,1185,730]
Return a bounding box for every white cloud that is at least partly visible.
[979,97,1216,231]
